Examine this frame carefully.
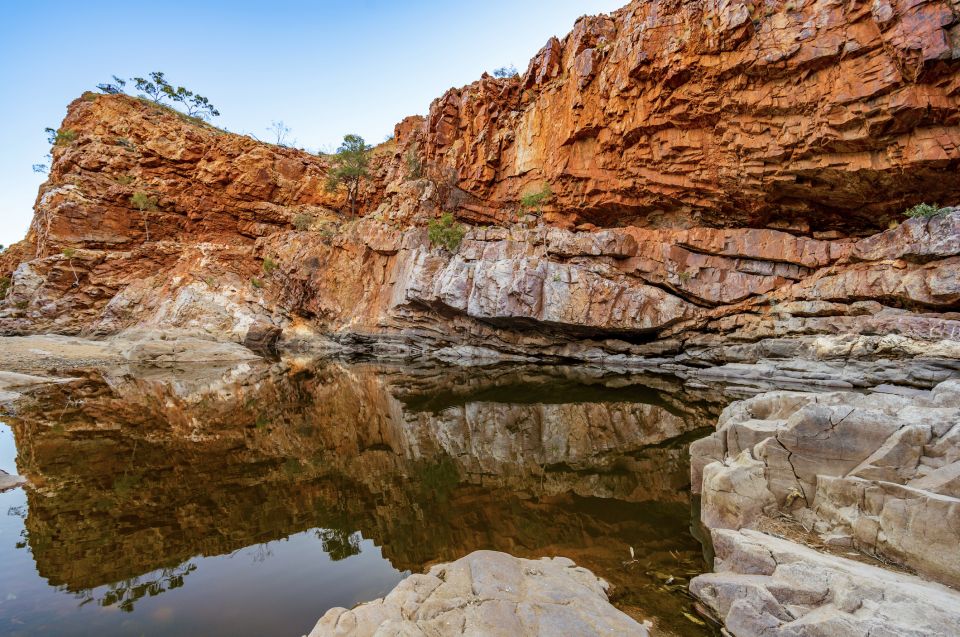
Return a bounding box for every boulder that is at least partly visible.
[307,551,648,637]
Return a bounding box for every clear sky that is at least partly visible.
[0,0,624,249]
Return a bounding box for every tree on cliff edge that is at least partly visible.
[325,134,372,217]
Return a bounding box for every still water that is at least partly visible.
[0,360,727,636]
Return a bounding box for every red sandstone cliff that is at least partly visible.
[0,0,958,388]
[403,0,960,230]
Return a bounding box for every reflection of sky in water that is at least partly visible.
[0,421,405,637]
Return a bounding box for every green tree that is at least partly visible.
[131,71,219,120]
[131,192,158,241]
[325,134,372,217]
[132,71,171,103]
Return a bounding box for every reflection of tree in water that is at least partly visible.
[317,528,361,561]
[247,542,274,564]
[313,495,363,561]
[70,562,197,613]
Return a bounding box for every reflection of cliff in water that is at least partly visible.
[7,360,728,629]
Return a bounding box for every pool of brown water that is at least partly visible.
[0,359,728,636]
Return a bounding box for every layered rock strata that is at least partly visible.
[308,551,648,637]
[1,0,959,392]
[689,379,960,635]
[409,0,960,231]
[5,103,958,388]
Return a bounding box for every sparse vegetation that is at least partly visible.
[427,213,466,252]
[292,213,313,231]
[0,276,10,300]
[250,277,264,289]
[325,134,372,217]
[262,256,278,274]
[130,192,158,241]
[45,127,77,146]
[405,143,424,180]
[520,183,553,216]
[96,75,127,94]
[904,202,949,218]
[115,174,135,185]
[97,71,223,120]
[267,120,295,147]
[492,65,519,78]
[62,248,80,285]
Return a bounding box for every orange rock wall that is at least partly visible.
[412,0,960,230]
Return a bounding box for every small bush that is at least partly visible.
[62,247,77,259]
[45,127,77,146]
[130,192,158,211]
[292,213,312,231]
[520,183,553,215]
[115,174,135,185]
[904,202,947,218]
[0,276,10,299]
[405,145,424,180]
[262,256,278,274]
[427,213,466,252]
[250,277,264,289]
[492,65,519,79]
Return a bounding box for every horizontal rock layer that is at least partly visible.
[2,0,959,391]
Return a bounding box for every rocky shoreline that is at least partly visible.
[689,379,960,635]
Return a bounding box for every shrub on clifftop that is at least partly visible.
[95,71,221,121]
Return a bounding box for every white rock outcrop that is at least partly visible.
[307,550,648,636]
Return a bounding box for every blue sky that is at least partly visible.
[0,0,624,248]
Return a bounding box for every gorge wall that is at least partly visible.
[1,0,959,391]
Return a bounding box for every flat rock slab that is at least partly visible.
[307,550,648,636]
[691,529,960,637]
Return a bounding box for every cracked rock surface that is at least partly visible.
[691,529,960,637]
[691,379,960,636]
[692,379,960,588]
[306,550,648,636]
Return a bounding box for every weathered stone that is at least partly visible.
[691,529,960,637]
[693,379,960,588]
[307,551,648,637]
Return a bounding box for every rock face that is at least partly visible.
[692,379,960,588]
[690,380,960,636]
[1,0,959,392]
[307,551,648,637]
[411,0,960,231]
[691,529,960,637]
